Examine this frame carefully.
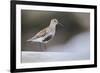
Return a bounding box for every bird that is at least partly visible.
[27,18,63,50]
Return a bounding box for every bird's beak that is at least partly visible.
[58,22,64,27]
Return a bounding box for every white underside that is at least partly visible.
[32,37,45,43]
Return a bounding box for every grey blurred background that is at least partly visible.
[21,10,90,51]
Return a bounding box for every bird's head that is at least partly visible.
[50,18,63,26]
[51,19,58,25]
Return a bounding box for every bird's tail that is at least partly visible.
[27,39,32,42]
[27,38,33,42]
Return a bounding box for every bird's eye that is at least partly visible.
[54,20,56,22]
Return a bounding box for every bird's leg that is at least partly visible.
[39,42,42,51]
[41,43,44,51]
[45,43,47,50]
[40,43,44,51]
[42,43,47,51]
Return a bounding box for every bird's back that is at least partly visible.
[27,27,48,42]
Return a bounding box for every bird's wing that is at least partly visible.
[43,35,52,42]
[32,27,48,39]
